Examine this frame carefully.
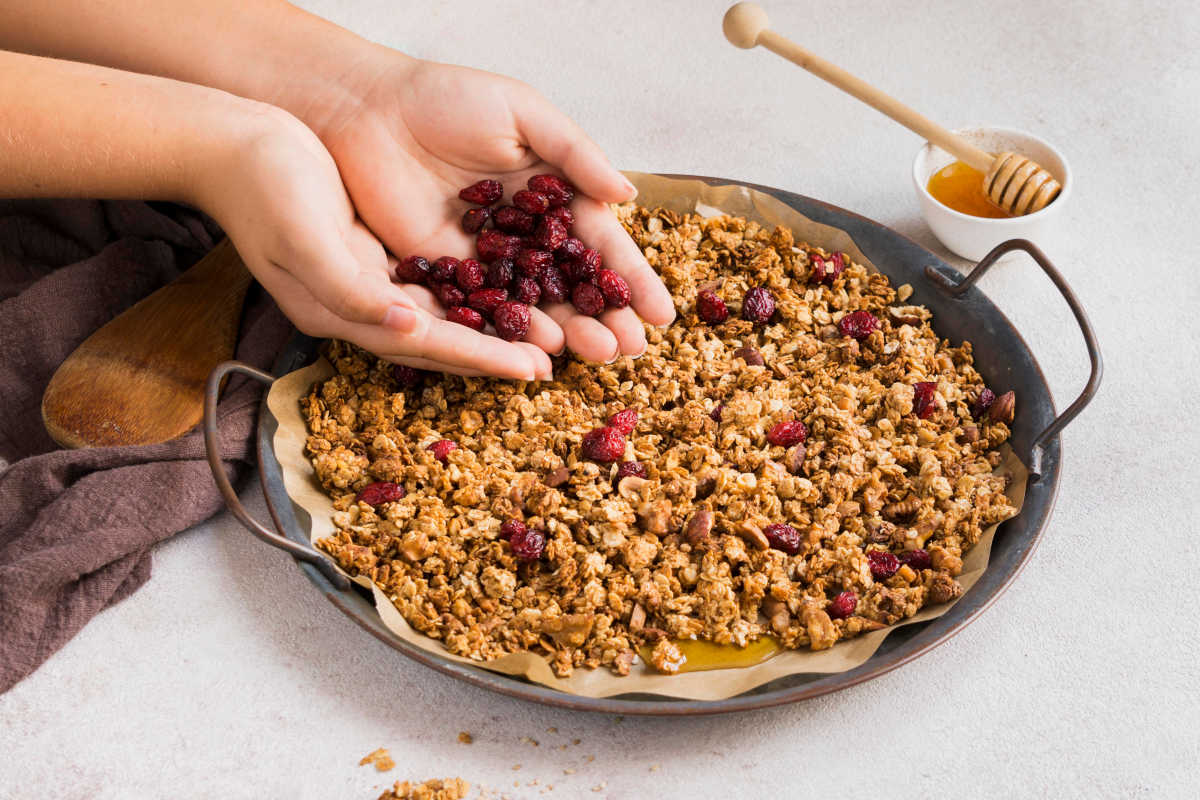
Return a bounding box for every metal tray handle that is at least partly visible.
[925,238,1103,481]
[203,360,351,590]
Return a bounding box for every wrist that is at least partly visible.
[222,9,419,141]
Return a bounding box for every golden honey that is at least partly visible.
[926,160,1012,219]
[639,636,782,673]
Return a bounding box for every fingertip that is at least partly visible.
[383,304,421,333]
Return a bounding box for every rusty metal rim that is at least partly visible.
[205,174,1100,715]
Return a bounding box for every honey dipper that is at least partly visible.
[722,3,1061,216]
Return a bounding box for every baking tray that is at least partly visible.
[203,175,1101,715]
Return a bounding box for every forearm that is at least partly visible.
[0,49,270,203]
[0,0,390,136]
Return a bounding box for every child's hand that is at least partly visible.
[299,56,676,363]
[198,109,553,380]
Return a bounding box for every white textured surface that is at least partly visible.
[2,1,1198,797]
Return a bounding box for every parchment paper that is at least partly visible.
[266,173,1029,701]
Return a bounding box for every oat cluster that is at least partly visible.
[303,204,1017,677]
[377,778,468,800]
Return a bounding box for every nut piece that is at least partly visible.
[684,509,714,546]
[543,466,570,488]
[785,444,807,475]
[732,346,765,366]
[988,390,1016,424]
[735,520,770,551]
[617,475,650,500]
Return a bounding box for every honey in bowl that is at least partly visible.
[926,160,1012,219]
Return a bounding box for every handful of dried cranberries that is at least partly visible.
[393,175,631,343]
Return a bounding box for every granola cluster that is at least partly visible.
[303,204,1017,677]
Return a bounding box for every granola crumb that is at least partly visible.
[519,736,539,747]
[457,732,473,745]
[359,748,395,772]
[377,778,468,800]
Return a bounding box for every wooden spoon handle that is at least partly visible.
[724,3,994,172]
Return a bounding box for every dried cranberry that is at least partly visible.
[581,426,626,463]
[498,518,526,542]
[766,420,808,447]
[512,189,550,215]
[615,461,646,480]
[476,230,521,262]
[544,205,574,227]
[515,276,541,305]
[566,257,597,284]
[493,301,531,341]
[533,217,568,251]
[432,282,465,308]
[467,288,507,315]
[609,408,638,435]
[459,179,503,206]
[899,548,933,571]
[492,205,536,235]
[392,364,424,389]
[446,305,485,331]
[741,287,776,323]
[455,258,486,293]
[571,283,606,316]
[867,550,901,580]
[539,266,569,303]
[972,387,996,418]
[516,248,554,278]
[827,591,858,620]
[486,258,515,289]
[431,256,460,283]
[509,526,547,561]
[913,381,938,419]
[356,481,406,506]
[710,403,724,422]
[427,439,457,463]
[580,248,602,273]
[595,269,631,309]
[395,255,431,285]
[810,251,846,285]
[461,207,491,234]
[528,174,574,207]
[838,310,878,340]
[696,290,729,324]
[556,237,586,262]
[763,523,802,555]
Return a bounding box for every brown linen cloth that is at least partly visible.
[0,199,291,693]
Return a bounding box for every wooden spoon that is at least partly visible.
[722,2,1061,215]
[42,238,252,448]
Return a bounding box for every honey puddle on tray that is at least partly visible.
[927,160,1013,218]
[638,637,783,673]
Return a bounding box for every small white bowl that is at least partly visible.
[912,126,1071,261]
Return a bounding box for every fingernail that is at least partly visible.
[553,344,567,357]
[622,177,638,198]
[383,305,418,333]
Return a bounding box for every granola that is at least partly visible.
[377,778,468,800]
[303,204,1017,677]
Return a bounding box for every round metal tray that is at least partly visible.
[204,175,1101,715]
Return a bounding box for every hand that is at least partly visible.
[197,106,553,380]
[299,55,676,364]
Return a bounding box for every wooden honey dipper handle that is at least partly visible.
[722,3,1061,215]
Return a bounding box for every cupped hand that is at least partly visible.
[197,107,552,380]
[305,56,676,364]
